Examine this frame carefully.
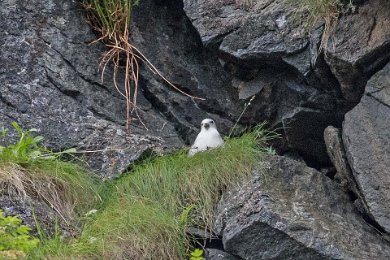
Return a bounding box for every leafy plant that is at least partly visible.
[0,209,39,257]
[190,248,205,260]
[83,0,203,130]
[179,204,195,228]
[0,122,76,163]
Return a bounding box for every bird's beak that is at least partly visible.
[204,123,210,129]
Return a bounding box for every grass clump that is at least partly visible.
[0,122,98,223]
[39,126,273,259]
[296,0,354,51]
[83,0,203,130]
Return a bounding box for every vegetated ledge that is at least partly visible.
[28,127,272,259]
[0,123,99,240]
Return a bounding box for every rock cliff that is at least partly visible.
[1,0,390,258]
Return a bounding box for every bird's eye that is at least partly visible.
[210,121,214,124]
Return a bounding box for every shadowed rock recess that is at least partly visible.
[1,0,390,258]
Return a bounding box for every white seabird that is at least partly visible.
[188,118,224,156]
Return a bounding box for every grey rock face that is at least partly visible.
[206,248,239,260]
[215,156,390,259]
[342,61,390,233]
[324,126,371,216]
[184,0,307,59]
[183,0,353,167]
[324,126,354,189]
[184,0,317,80]
[0,0,184,177]
[324,0,390,102]
[0,195,62,237]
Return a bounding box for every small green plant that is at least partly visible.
[190,248,205,260]
[179,204,195,227]
[0,209,39,258]
[0,122,76,163]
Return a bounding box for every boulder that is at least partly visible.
[184,0,327,84]
[324,0,390,102]
[183,0,308,62]
[324,126,372,216]
[215,156,390,259]
[342,61,390,233]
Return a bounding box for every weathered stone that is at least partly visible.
[0,195,64,237]
[184,0,319,80]
[206,248,239,260]
[0,0,184,178]
[215,156,390,259]
[184,0,307,58]
[183,0,256,47]
[281,106,345,167]
[324,0,390,102]
[342,61,390,233]
[324,126,373,216]
[324,126,353,188]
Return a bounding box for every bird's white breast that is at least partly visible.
[190,128,224,155]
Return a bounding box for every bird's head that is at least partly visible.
[201,118,217,131]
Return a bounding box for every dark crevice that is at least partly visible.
[87,105,124,125]
[366,17,377,46]
[189,234,245,260]
[360,41,390,82]
[61,89,82,99]
[366,92,390,109]
[347,190,358,201]
[360,211,388,237]
[45,70,82,100]
[140,80,190,143]
[0,92,17,110]
[204,28,240,50]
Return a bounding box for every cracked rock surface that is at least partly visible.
[215,156,390,259]
[324,0,390,102]
[0,0,183,177]
[342,61,390,233]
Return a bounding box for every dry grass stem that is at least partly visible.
[84,0,205,131]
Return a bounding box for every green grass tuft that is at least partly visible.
[0,122,98,224]
[294,0,354,51]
